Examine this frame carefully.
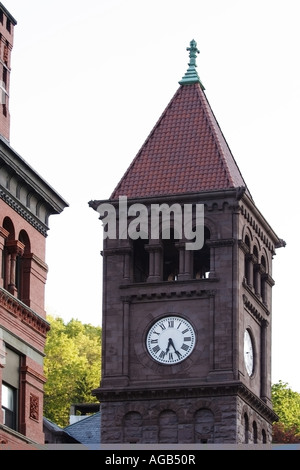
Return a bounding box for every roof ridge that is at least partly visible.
[64,411,101,430]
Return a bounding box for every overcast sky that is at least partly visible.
[4,0,299,392]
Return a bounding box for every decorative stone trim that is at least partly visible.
[29,394,39,421]
[20,365,46,385]
[121,288,216,302]
[0,189,48,236]
[207,238,235,248]
[97,382,277,423]
[0,287,49,337]
[243,293,270,320]
[240,204,274,253]
[261,272,275,287]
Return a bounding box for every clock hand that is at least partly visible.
[166,338,172,353]
[168,338,182,358]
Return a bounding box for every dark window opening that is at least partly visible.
[244,413,249,444]
[163,229,179,281]
[6,19,11,33]
[253,421,258,444]
[193,227,210,279]
[2,66,7,87]
[244,235,251,283]
[133,238,149,282]
[261,256,267,302]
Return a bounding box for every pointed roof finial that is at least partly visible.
[179,39,205,89]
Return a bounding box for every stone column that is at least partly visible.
[176,241,191,280]
[146,242,162,282]
[6,240,24,297]
[0,226,8,288]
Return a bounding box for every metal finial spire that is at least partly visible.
[179,39,205,89]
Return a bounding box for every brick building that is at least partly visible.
[0,3,68,447]
[89,40,285,444]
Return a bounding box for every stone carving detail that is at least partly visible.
[30,394,39,421]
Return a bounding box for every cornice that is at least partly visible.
[0,188,48,236]
[239,193,286,252]
[0,287,50,337]
[120,282,217,302]
[243,292,270,322]
[94,382,278,423]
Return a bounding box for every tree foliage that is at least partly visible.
[43,315,101,428]
[272,381,300,443]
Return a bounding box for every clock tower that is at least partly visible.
[89,40,285,444]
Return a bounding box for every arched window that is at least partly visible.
[2,217,15,291]
[260,255,267,303]
[244,235,251,284]
[262,428,267,444]
[253,421,258,443]
[244,413,249,444]
[16,230,31,303]
[253,246,259,295]
[193,227,210,279]
[123,411,142,443]
[194,408,215,443]
[1,219,31,303]
[158,410,178,443]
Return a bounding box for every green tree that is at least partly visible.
[43,315,101,428]
[272,381,300,443]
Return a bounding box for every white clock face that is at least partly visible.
[244,329,254,376]
[146,316,196,364]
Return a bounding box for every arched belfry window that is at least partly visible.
[253,421,258,444]
[260,255,267,303]
[162,229,179,281]
[193,227,210,279]
[133,238,149,282]
[253,246,260,296]
[244,235,251,284]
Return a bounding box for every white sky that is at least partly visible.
[3,0,299,392]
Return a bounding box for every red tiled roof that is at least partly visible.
[110,82,251,200]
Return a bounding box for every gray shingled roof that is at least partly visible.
[63,411,101,447]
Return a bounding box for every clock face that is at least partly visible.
[244,329,254,376]
[146,316,196,365]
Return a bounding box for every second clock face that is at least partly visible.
[244,329,254,376]
[146,316,196,364]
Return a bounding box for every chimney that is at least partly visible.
[0,3,17,142]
